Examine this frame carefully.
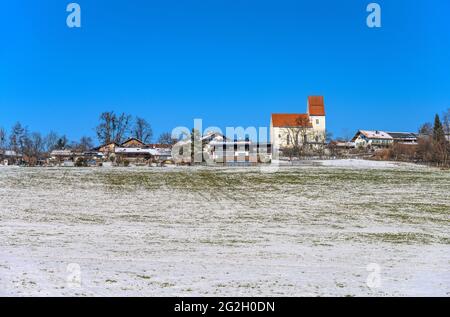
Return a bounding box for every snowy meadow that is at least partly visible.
[0,161,449,296]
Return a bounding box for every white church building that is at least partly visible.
[270,96,326,150]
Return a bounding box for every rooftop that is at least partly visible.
[307,96,326,116]
[359,130,393,140]
[271,114,312,128]
[386,132,419,139]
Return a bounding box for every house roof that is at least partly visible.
[115,147,157,155]
[386,132,418,140]
[115,147,171,156]
[50,150,74,156]
[209,140,252,146]
[202,132,230,142]
[146,143,172,149]
[307,96,325,116]
[93,141,119,151]
[352,130,393,141]
[271,114,312,128]
[0,150,20,157]
[121,137,146,147]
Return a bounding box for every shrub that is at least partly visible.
[389,143,417,161]
[75,157,87,167]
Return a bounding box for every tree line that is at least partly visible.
[414,110,450,166]
[0,111,174,165]
[374,109,450,167]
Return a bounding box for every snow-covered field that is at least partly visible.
[0,162,449,296]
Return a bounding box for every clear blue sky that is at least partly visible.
[1,0,449,142]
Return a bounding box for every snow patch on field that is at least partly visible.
[317,159,426,169]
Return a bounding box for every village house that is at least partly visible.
[270,96,326,151]
[94,141,120,156]
[81,151,105,166]
[146,144,173,162]
[114,147,155,164]
[351,130,420,149]
[113,138,173,165]
[0,150,22,165]
[48,149,76,166]
[121,137,146,148]
[386,132,419,145]
[172,131,272,165]
[351,130,394,148]
[207,141,272,166]
[207,140,256,166]
[203,132,272,165]
[48,149,105,167]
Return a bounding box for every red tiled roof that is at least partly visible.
[271,114,312,128]
[308,96,325,116]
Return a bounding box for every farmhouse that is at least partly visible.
[351,130,420,148]
[49,149,75,166]
[207,141,272,166]
[47,149,105,167]
[113,138,174,165]
[115,147,155,162]
[172,131,272,165]
[386,132,419,145]
[208,140,257,166]
[351,130,393,148]
[0,150,21,165]
[94,141,119,156]
[270,96,326,150]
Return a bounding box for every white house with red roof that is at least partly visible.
[270,96,326,150]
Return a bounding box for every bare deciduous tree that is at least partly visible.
[115,112,132,144]
[417,136,433,162]
[9,122,27,154]
[79,136,94,152]
[283,116,312,159]
[96,111,131,144]
[23,132,45,166]
[96,112,114,145]
[133,117,153,143]
[443,108,450,135]
[56,135,69,150]
[44,131,59,153]
[0,127,6,150]
[281,146,298,163]
[419,122,433,135]
[312,130,327,157]
[157,132,175,145]
[67,136,94,152]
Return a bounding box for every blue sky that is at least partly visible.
[1,0,449,142]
